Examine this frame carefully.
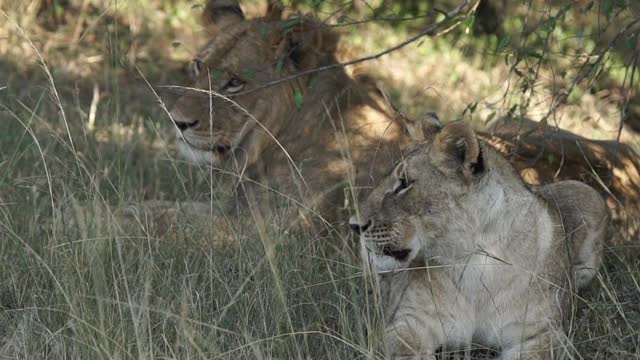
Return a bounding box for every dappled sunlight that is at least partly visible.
[343,15,640,150]
[519,168,541,185]
[1,0,639,358]
[349,104,402,140]
[481,126,640,241]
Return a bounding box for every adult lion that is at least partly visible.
[349,118,607,359]
[169,0,405,223]
[168,0,639,237]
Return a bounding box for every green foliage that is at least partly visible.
[275,59,284,78]
[294,88,304,108]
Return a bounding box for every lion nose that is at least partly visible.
[349,216,371,235]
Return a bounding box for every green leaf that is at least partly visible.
[462,102,478,116]
[547,153,555,164]
[259,24,269,37]
[524,48,543,59]
[171,41,181,48]
[496,34,511,54]
[542,18,556,33]
[275,59,284,78]
[246,67,256,80]
[560,70,567,79]
[626,34,636,50]
[283,17,302,34]
[211,69,224,81]
[604,0,613,18]
[559,3,572,17]
[294,89,303,109]
[464,15,475,35]
[582,1,594,13]
[54,3,64,17]
[485,111,496,124]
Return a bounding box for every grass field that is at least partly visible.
[1,0,639,358]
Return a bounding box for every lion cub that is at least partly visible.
[350,118,607,359]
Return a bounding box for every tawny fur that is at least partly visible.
[350,121,607,359]
[170,0,405,222]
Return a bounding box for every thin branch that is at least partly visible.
[617,52,638,143]
[325,13,434,28]
[541,16,640,126]
[202,0,478,96]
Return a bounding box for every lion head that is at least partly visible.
[170,0,339,166]
[349,117,499,271]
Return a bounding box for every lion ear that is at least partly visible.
[429,121,483,185]
[273,17,339,71]
[405,112,443,142]
[265,0,284,21]
[202,0,245,31]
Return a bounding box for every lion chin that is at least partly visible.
[363,236,421,272]
[176,138,222,166]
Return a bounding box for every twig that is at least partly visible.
[541,16,640,125]
[617,52,638,143]
[215,0,478,96]
[325,13,434,28]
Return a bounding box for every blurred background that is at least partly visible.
[2,0,639,141]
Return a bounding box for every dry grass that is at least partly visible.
[0,0,639,358]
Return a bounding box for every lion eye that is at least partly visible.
[223,78,245,93]
[393,177,414,195]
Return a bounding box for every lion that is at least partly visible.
[349,117,608,359]
[169,0,405,222]
[166,0,639,237]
